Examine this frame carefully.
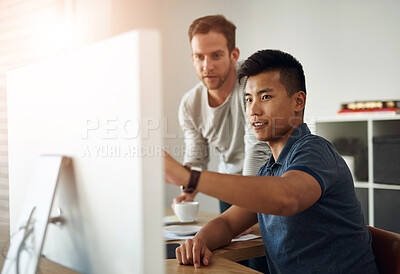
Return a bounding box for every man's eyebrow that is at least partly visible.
[244,89,273,97]
[257,89,273,94]
[212,49,224,54]
[194,49,225,55]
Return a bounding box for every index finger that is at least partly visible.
[192,241,203,268]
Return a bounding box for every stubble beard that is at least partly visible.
[200,64,231,91]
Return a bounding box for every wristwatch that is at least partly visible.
[181,165,202,193]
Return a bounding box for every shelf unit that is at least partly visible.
[314,115,400,233]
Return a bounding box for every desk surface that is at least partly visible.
[165,210,265,273]
[166,256,261,273]
[165,210,265,262]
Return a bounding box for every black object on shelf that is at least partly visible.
[333,137,368,181]
[373,136,400,185]
[374,189,400,233]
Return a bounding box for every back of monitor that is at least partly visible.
[7,30,164,274]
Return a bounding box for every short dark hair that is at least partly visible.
[188,15,236,52]
[238,49,306,96]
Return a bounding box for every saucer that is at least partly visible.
[163,225,202,236]
[163,215,197,225]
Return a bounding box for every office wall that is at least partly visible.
[160,0,400,212]
[0,0,75,233]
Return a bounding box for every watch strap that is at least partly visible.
[182,166,201,193]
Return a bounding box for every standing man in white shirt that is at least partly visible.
[174,15,271,214]
[173,15,270,272]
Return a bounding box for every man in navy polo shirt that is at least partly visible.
[163,49,379,273]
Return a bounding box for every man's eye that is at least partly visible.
[262,95,270,100]
[195,55,204,61]
[245,98,252,102]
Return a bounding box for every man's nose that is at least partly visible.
[249,101,262,116]
[202,57,214,72]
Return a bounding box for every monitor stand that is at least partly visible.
[1,155,69,274]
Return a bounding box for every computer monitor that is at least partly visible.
[7,30,165,274]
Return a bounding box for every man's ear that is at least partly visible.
[231,47,240,63]
[294,91,306,113]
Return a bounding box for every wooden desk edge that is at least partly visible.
[166,255,262,273]
[212,238,265,262]
[165,210,265,262]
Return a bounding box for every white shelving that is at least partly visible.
[314,115,400,232]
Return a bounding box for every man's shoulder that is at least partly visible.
[179,82,205,114]
[181,82,204,102]
[287,133,339,167]
[291,133,330,153]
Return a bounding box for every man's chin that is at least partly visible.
[202,80,222,90]
[204,84,222,91]
[254,134,268,142]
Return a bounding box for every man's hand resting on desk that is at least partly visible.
[176,238,212,268]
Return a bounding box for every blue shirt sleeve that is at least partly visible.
[284,136,347,198]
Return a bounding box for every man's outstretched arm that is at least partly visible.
[164,152,322,216]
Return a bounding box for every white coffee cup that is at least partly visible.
[173,202,199,223]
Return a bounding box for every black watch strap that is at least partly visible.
[182,166,202,193]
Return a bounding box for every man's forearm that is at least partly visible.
[195,216,235,251]
[195,171,287,214]
[194,170,319,216]
[165,152,320,216]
